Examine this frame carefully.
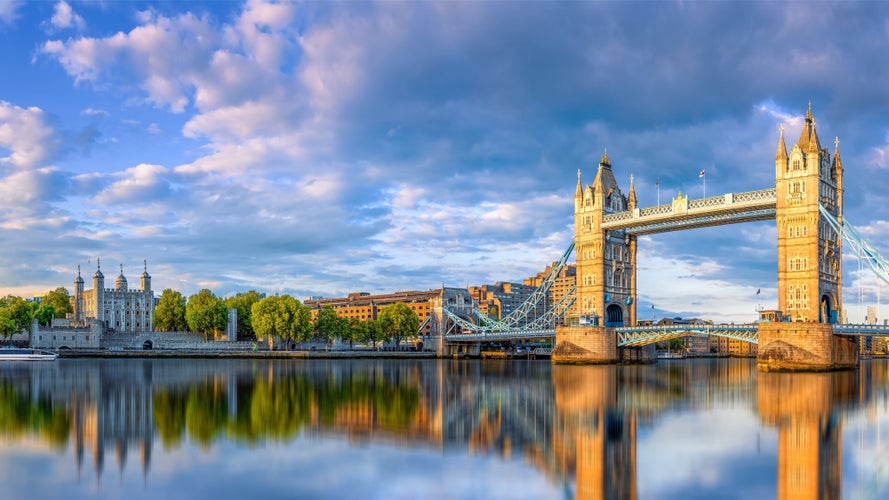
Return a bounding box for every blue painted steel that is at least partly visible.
[820,204,889,287]
[615,324,758,347]
[619,208,776,235]
[833,324,889,336]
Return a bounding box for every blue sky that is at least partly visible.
[2,1,889,323]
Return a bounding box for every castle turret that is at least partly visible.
[93,259,105,327]
[116,263,128,291]
[140,259,151,293]
[74,265,85,323]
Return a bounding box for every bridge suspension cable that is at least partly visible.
[478,242,575,328]
[440,242,576,337]
[820,204,889,286]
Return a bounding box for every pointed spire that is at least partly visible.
[628,174,637,209]
[832,136,843,171]
[796,101,821,153]
[599,148,611,167]
[575,169,582,198]
[775,124,788,160]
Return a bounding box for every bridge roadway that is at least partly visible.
[602,187,777,235]
[441,323,889,345]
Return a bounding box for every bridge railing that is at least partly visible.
[602,188,777,226]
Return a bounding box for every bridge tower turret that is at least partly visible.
[573,150,636,327]
[774,103,842,323]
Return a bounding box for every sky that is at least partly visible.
[1,1,889,323]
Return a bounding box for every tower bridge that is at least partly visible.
[427,104,889,370]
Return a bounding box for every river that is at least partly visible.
[0,358,887,499]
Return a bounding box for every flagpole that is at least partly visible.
[656,177,660,205]
[703,171,706,198]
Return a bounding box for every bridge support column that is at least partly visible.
[552,326,655,364]
[756,323,858,372]
[553,326,619,364]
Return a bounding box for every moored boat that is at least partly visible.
[0,347,59,361]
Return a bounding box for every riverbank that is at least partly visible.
[57,349,437,359]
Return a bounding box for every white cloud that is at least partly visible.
[81,107,108,118]
[91,163,172,206]
[0,101,60,169]
[0,167,71,227]
[50,1,85,30]
[0,1,21,24]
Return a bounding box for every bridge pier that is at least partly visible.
[756,323,858,372]
[552,326,655,364]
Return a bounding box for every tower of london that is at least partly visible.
[72,259,155,333]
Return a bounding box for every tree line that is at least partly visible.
[2,287,421,350]
[0,288,73,338]
[155,289,421,348]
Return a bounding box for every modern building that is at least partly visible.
[523,263,577,326]
[468,282,536,326]
[304,290,440,334]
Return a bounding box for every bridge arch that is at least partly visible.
[820,294,835,324]
[606,304,624,327]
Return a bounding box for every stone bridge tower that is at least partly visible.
[760,103,857,371]
[574,151,637,327]
[774,103,843,323]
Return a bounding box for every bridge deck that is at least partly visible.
[602,188,777,235]
[439,323,889,345]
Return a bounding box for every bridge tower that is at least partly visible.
[774,103,843,323]
[759,103,857,371]
[573,151,637,327]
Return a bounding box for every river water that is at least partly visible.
[0,358,887,499]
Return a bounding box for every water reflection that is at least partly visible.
[0,359,887,498]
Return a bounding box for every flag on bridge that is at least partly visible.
[699,169,705,178]
[756,288,761,295]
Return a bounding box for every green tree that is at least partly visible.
[224,290,264,338]
[345,317,366,350]
[313,306,340,348]
[0,296,35,338]
[43,287,72,317]
[34,303,56,327]
[668,337,684,351]
[185,289,227,339]
[377,302,420,348]
[0,308,17,339]
[252,295,312,348]
[155,289,188,332]
[364,318,387,350]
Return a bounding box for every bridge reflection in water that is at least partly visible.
[0,359,886,499]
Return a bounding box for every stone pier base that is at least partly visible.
[553,326,618,364]
[552,326,656,365]
[757,322,858,372]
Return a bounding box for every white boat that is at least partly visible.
[657,351,685,360]
[0,347,59,361]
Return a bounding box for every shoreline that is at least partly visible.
[57,349,438,360]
